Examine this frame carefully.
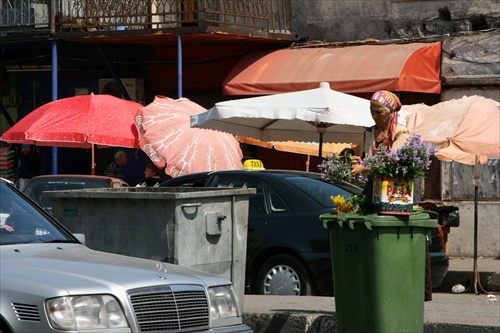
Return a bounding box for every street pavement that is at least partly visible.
[242,256,500,332]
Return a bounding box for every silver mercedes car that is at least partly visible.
[0,178,252,333]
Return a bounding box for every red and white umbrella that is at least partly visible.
[135,96,243,178]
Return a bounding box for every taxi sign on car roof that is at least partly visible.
[243,159,265,171]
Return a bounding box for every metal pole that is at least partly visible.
[318,131,324,163]
[51,40,58,174]
[91,144,95,175]
[467,155,488,294]
[178,35,183,99]
[317,124,326,164]
[473,159,479,294]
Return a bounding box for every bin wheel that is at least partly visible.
[256,254,313,296]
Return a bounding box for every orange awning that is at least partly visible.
[223,42,441,95]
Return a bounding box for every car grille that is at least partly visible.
[128,285,210,332]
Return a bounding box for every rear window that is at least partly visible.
[24,178,109,208]
[284,176,356,207]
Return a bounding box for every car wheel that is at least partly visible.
[0,320,12,333]
[256,254,313,295]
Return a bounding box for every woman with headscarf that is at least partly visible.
[352,90,432,302]
[352,90,409,175]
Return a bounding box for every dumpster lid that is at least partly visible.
[43,186,256,199]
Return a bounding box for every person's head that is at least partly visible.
[339,148,355,163]
[114,150,128,166]
[340,148,355,157]
[144,163,160,179]
[369,90,401,128]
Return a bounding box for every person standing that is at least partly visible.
[351,90,432,302]
[104,149,128,179]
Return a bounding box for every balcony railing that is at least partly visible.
[0,0,49,29]
[0,0,292,35]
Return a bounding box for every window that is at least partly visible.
[285,176,354,207]
[212,175,266,214]
[267,188,287,213]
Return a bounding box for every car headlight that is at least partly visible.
[46,295,128,330]
[208,286,239,320]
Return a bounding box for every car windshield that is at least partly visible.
[284,176,357,207]
[0,181,76,245]
[24,178,109,208]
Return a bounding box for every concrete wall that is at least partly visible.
[445,201,500,258]
[443,88,500,102]
[291,0,499,42]
[441,160,500,201]
[439,160,500,258]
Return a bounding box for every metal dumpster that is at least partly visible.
[47,186,255,308]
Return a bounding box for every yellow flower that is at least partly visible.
[331,195,345,207]
[331,195,355,213]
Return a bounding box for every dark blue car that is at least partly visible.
[161,169,449,296]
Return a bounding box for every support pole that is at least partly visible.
[51,40,58,174]
[317,124,326,164]
[177,35,183,99]
[91,144,96,175]
[467,155,488,294]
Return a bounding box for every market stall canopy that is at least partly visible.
[191,82,373,159]
[223,42,441,95]
[405,95,500,165]
[237,137,356,157]
[236,137,356,171]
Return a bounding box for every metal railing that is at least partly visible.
[0,0,50,29]
[0,0,292,35]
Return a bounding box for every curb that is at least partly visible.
[242,313,500,333]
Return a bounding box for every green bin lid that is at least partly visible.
[320,212,437,229]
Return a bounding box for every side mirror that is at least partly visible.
[73,233,85,244]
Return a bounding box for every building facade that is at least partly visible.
[289,0,499,258]
[1,0,499,257]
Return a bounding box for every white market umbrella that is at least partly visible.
[190,82,374,159]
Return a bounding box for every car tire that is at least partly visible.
[0,320,12,333]
[256,254,313,296]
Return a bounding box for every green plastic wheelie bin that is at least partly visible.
[320,212,437,333]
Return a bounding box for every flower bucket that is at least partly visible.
[372,178,414,215]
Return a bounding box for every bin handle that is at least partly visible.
[180,203,202,218]
[337,215,372,230]
[181,203,202,208]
